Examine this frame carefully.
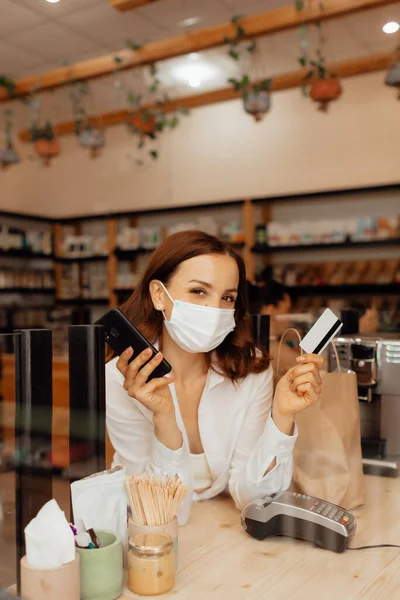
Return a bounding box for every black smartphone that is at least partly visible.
[96,308,171,381]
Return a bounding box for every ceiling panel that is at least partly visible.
[1,1,397,87]
[222,0,288,13]
[0,0,45,37]
[5,20,104,63]
[342,5,400,52]
[59,3,168,47]
[15,0,104,18]
[0,39,46,76]
[136,0,231,34]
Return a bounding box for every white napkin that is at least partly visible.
[24,499,75,569]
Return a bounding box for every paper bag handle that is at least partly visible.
[276,327,341,374]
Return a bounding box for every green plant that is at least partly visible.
[69,80,89,133]
[295,1,331,95]
[224,15,256,61]
[123,43,189,160]
[0,75,16,97]
[224,16,272,120]
[30,120,55,142]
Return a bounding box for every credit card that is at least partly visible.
[299,308,343,355]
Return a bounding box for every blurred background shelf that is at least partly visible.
[252,238,400,254]
[0,249,54,259]
[56,298,109,305]
[114,248,152,260]
[55,255,108,264]
[288,283,400,297]
[0,288,55,295]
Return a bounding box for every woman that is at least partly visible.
[106,231,323,524]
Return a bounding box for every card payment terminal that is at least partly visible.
[241,491,356,553]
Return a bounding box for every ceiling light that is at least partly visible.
[188,75,202,88]
[45,0,60,3]
[180,16,200,28]
[174,61,217,89]
[382,21,399,34]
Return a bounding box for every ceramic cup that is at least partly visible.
[76,530,123,600]
[20,553,80,600]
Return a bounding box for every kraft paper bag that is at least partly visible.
[276,329,365,510]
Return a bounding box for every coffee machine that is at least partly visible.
[329,335,400,477]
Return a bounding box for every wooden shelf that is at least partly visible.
[252,238,400,254]
[114,248,152,260]
[0,288,55,295]
[55,255,108,264]
[0,249,54,259]
[288,283,400,297]
[56,297,109,305]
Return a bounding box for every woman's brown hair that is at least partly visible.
[119,230,269,381]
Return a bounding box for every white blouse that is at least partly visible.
[190,453,214,493]
[106,358,298,525]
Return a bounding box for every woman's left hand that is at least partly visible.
[274,354,324,418]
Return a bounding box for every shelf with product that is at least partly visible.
[252,238,400,254]
[0,214,56,345]
[53,219,110,307]
[108,201,248,308]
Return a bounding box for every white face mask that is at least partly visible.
[159,283,236,353]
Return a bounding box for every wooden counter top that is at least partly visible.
[8,476,400,599]
[121,475,400,600]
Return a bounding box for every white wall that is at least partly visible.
[1,71,399,218]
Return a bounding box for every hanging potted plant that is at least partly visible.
[385,45,400,99]
[307,59,342,112]
[295,2,341,111]
[229,75,272,121]
[0,109,20,169]
[70,80,106,157]
[124,57,188,160]
[224,17,272,121]
[30,121,60,166]
[78,123,105,157]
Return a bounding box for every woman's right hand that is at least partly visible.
[116,347,175,418]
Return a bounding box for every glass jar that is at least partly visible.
[128,516,179,570]
[128,533,175,596]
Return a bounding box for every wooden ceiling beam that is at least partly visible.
[1,0,397,102]
[18,52,391,142]
[110,0,161,10]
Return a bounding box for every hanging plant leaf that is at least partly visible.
[126,39,142,51]
[301,85,309,97]
[179,107,190,116]
[231,14,244,24]
[305,70,314,79]
[128,91,142,107]
[295,0,304,10]
[149,150,159,160]
[0,75,16,96]
[156,118,168,132]
[236,25,246,38]
[169,116,179,129]
[247,40,257,54]
[297,56,307,67]
[114,56,122,65]
[149,63,157,77]
[228,49,240,61]
[319,1,325,9]
[259,78,272,91]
